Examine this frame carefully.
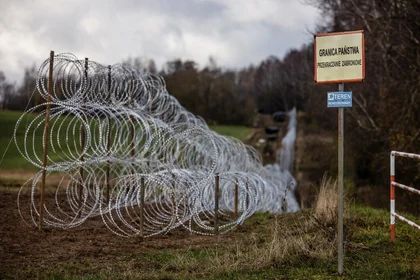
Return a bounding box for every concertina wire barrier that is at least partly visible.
[14,53,299,237]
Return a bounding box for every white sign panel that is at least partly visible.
[314,30,365,84]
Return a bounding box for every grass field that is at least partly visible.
[0,110,86,170]
[209,125,252,140]
[0,110,42,170]
[2,109,419,279]
[0,110,252,171]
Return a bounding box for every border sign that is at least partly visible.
[314,30,365,276]
[314,30,365,84]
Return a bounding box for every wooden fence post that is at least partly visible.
[246,181,249,210]
[79,58,88,206]
[140,177,145,237]
[106,65,111,203]
[39,50,54,230]
[214,173,219,234]
[234,178,238,218]
[130,79,135,158]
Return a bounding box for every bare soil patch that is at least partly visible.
[0,186,236,279]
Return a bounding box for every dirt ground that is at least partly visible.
[0,188,240,279]
[0,115,313,279]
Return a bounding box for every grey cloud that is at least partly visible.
[0,0,319,83]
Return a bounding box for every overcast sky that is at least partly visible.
[0,0,320,84]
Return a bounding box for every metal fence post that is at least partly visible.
[390,151,396,243]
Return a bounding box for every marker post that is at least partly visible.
[314,30,365,275]
[337,83,344,274]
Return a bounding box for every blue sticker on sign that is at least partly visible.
[327,92,352,107]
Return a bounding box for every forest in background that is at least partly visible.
[0,0,419,210]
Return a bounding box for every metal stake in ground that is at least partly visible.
[338,82,345,275]
[39,50,54,231]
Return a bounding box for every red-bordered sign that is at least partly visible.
[314,30,365,84]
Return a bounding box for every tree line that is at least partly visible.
[0,51,310,126]
[0,56,287,125]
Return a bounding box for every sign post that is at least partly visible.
[337,83,344,274]
[314,30,365,275]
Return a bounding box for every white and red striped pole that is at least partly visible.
[390,151,396,243]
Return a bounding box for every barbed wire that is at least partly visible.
[15,53,299,237]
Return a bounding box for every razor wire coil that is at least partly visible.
[15,53,299,237]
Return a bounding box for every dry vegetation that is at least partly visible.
[2,172,420,279]
[0,175,342,279]
[106,175,345,278]
[209,174,341,272]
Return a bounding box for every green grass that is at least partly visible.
[344,205,420,279]
[0,110,252,171]
[0,110,85,170]
[0,110,42,170]
[209,125,252,140]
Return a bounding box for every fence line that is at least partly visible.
[15,52,299,237]
[390,151,420,243]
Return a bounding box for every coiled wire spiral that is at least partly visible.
[15,53,299,237]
